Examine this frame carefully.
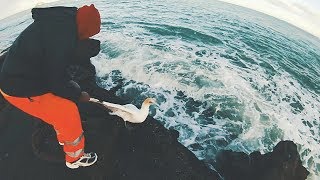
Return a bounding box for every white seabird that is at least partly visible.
[89,98,157,123]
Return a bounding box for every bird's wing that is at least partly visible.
[122,104,139,112]
[110,108,135,122]
[102,102,138,116]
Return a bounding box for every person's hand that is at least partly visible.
[79,91,90,102]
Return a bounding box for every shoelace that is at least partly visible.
[78,153,95,164]
[82,153,91,158]
[82,153,97,160]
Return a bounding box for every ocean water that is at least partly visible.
[0,0,319,179]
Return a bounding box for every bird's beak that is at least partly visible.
[151,99,158,105]
[153,101,160,107]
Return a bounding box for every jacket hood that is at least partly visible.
[32,7,77,22]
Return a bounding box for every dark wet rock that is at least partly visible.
[0,52,9,134]
[0,49,219,180]
[215,140,309,180]
[29,101,219,179]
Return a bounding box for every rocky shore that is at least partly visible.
[0,49,309,180]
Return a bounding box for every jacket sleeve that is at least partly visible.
[41,20,81,102]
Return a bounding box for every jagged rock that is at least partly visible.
[215,140,309,180]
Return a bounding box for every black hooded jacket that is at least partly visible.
[0,7,82,102]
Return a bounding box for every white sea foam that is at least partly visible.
[91,19,320,178]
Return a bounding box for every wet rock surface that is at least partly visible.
[215,140,309,180]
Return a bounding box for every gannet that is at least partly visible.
[89,98,156,123]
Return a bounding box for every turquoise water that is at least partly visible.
[0,0,319,178]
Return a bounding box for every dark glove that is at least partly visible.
[79,91,90,102]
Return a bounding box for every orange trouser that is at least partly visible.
[0,89,85,162]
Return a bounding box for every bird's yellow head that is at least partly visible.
[143,98,157,105]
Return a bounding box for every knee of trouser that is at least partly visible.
[50,98,82,134]
[56,100,79,118]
